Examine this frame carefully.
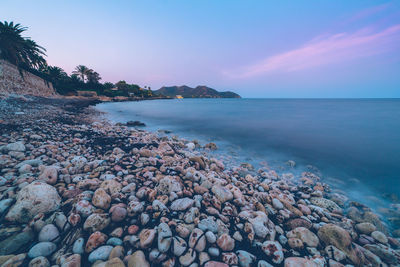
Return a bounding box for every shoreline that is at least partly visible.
[0,94,399,266]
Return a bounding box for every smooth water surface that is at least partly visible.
[97,98,400,204]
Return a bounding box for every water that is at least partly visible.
[96,98,400,208]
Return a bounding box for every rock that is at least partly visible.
[38,166,58,185]
[157,176,182,195]
[318,224,363,265]
[29,256,50,267]
[287,227,319,247]
[355,222,376,234]
[6,181,61,223]
[1,253,27,267]
[172,236,187,256]
[105,257,125,267]
[109,245,124,260]
[61,254,81,267]
[170,198,194,211]
[92,188,111,210]
[38,224,59,243]
[128,250,149,267]
[205,231,217,243]
[0,229,34,255]
[285,218,312,230]
[158,223,172,253]
[179,248,196,266]
[76,200,95,218]
[83,213,110,233]
[272,198,284,210]
[139,229,156,248]
[284,257,319,267]
[371,230,388,244]
[88,245,113,263]
[6,142,25,152]
[208,247,220,257]
[288,238,304,249]
[236,250,256,267]
[324,245,346,262]
[0,255,14,265]
[126,121,146,127]
[86,231,107,253]
[28,242,57,258]
[204,261,229,267]
[188,228,206,252]
[222,252,238,265]
[72,237,85,254]
[261,241,284,264]
[198,217,218,233]
[211,185,233,203]
[107,237,123,246]
[310,197,342,212]
[110,206,127,222]
[364,244,398,265]
[0,199,13,216]
[71,156,87,169]
[217,234,235,251]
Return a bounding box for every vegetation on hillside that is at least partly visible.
[0,21,153,97]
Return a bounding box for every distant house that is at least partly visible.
[175,95,183,99]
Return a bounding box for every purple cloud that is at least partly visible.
[226,24,400,78]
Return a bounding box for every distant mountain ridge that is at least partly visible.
[155,85,241,98]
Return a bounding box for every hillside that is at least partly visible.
[155,85,241,98]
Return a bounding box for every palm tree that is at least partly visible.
[86,69,101,83]
[72,65,90,82]
[0,21,46,70]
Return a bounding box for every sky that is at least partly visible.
[1,0,400,97]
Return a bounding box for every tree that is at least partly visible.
[86,70,101,83]
[72,65,90,82]
[0,21,46,71]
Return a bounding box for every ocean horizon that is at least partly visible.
[97,98,400,212]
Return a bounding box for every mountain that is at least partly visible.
[155,85,241,98]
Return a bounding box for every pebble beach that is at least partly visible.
[0,94,399,267]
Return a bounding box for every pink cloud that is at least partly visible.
[226,24,400,78]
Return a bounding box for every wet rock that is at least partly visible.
[0,229,34,255]
[284,257,319,267]
[204,262,228,267]
[38,166,58,185]
[110,206,127,222]
[60,254,81,267]
[170,198,194,211]
[371,230,388,244]
[83,213,110,233]
[285,218,312,230]
[158,223,172,253]
[105,257,125,267]
[172,236,187,256]
[261,241,284,264]
[318,224,363,265]
[272,198,284,210]
[287,227,319,247]
[29,256,50,267]
[156,176,182,195]
[217,233,235,251]
[28,242,57,258]
[86,231,107,253]
[0,199,14,216]
[38,224,59,243]
[355,222,376,234]
[179,248,196,266]
[288,238,304,249]
[109,245,124,260]
[310,197,342,212]
[236,250,256,267]
[75,200,95,218]
[88,245,113,263]
[72,237,85,254]
[128,250,149,267]
[364,244,398,265]
[198,217,218,233]
[139,229,156,248]
[211,185,233,203]
[92,188,111,210]
[6,142,25,152]
[6,181,61,223]
[1,253,27,267]
[189,228,206,252]
[324,245,346,262]
[205,231,217,243]
[222,252,238,265]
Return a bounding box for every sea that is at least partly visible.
[96,98,400,213]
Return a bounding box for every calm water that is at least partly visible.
[96,98,400,207]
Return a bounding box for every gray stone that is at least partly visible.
[28,242,57,258]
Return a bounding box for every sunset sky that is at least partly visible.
[2,0,400,97]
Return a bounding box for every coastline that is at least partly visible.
[0,95,399,266]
